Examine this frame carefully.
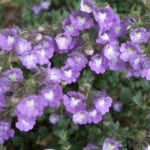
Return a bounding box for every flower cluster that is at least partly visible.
[63,90,113,125]
[0,0,149,148]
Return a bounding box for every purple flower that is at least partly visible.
[44,67,62,84]
[113,101,123,112]
[70,10,93,30]
[108,57,126,71]
[0,121,14,144]
[94,91,113,115]
[0,27,18,51]
[14,95,44,118]
[89,54,108,74]
[103,41,120,60]
[63,91,86,113]
[40,1,51,9]
[61,65,80,84]
[96,30,115,44]
[80,0,95,13]
[62,17,80,37]
[39,84,63,107]
[65,51,88,71]
[83,141,99,150]
[109,19,128,38]
[49,113,60,124]
[129,53,145,70]
[32,5,41,14]
[130,27,149,43]
[87,106,102,124]
[41,35,55,49]
[102,138,122,150]
[3,68,23,82]
[19,52,38,69]
[0,78,12,95]
[15,117,36,132]
[93,6,120,31]
[55,33,72,53]
[33,44,54,65]
[72,110,90,125]
[14,38,32,55]
[120,41,141,62]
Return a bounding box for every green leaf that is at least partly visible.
[94,76,107,90]
[12,136,23,146]
[132,92,144,107]
[119,87,132,102]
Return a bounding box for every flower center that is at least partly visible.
[7,36,14,45]
[64,69,72,78]
[44,90,54,100]
[71,97,81,106]
[77,16,86,25]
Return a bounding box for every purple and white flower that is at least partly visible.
[62,17,80,37]
[93,6,120,31]
[39,84,63,107]
[19,52,38,69]
[72,110,90,125]
[14,38,32,55]
[130,27,149,44]
[102,138,122,150]
[14,95,44,118]
[65,51,88,71]
[103,41,120,60]
[44,67,62,84]
[3,68,23,82]
[70,10,93,31]
[96,29,116,45]
[61,65,80,84]
[55,33,72,53]
[80,0,95,13]
[120,41,141,62]
[33,44,54,65]
[94,91,113,115]
[87,106,102,124]
[63,91,86,113]
[0,27,18,51]
[15,117,36,132]
[89,54,108,74]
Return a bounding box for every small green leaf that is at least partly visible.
[132,92,143,107]
[119,87,132,102]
